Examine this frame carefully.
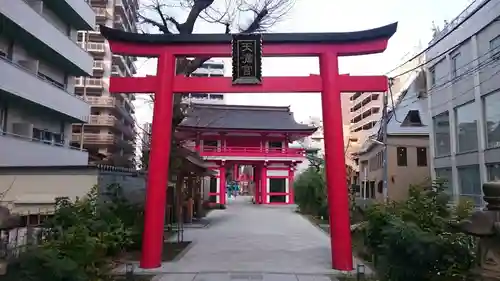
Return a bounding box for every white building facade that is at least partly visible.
[182,59,227,105]
[0,0,95,166]
[73,0,138,168]
[426,0,500,206]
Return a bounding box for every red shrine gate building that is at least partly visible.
[177,103,316,205]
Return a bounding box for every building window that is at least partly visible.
[457,165,482,206]
[401,110,423,127]
[451,53,460,78]
[429,67,436,87]
[416,147,427,166]
[435,168,453,195]
[204,140,218,148]
[490,35,500,60]
[433,112,451,156]
[397,147,407,166]
[484,91,500,149]
[369,181,375,199]
[487,164,500,181]
[456,102,478,153]
[269,141,283,149]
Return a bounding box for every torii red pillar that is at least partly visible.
[99,22,397,270]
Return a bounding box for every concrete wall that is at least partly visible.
[0,167,146,214]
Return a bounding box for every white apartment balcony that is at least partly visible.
[93,60,105,70]
[0,0,93,75]
[84,42,107,54]
[0,56,89,122]
[93,7,112,20]
[72,133,114,145]
[88,115,117,126]
[42,0,95,30]
[0,131,88,167]
[192,67,224,76]
[112,55,133,76]
[85,96,135,124]
[75,77,105,89]
[112,65,124,77]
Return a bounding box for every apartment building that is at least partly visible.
[0,0,95,166]
[181,59,226,104]
[356,70,430,203]
[426,0,500,206]
[72,0,139,168]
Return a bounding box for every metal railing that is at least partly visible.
[75,77,104,87]
[85,96,114,106]
[85,42,106,52]
[88,115,117,126]
[0,130,85,151]
[93,60,104,69]
[93,7,112,18]
[21,0,87,52]
[72,133,115,144]
[187,145,306,157]
[0,56,85,102]
[430,0,486,44]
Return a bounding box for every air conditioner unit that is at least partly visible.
[12,123,34,138]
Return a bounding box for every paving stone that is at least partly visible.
[146,196,369,278]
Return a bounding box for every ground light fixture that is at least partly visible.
[125,263,134,280]
[356,264,366,280]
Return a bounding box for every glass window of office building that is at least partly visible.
[456,102,478,153]
[484,91,500,148]
[487,164,500,181]
[433,112,451,156]
[435,168,453,195]
[457,165,482,206]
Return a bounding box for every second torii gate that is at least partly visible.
[99,22,397,270]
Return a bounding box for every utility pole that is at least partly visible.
[381,80,392,202]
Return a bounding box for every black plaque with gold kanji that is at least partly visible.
[232,34,262,85]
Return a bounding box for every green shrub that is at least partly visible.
[361,181,476,281]
[5,184,143,281]
[294,167,327,216]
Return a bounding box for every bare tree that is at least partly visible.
[137,0,295,173]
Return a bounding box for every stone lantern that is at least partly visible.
[456,182,500,281]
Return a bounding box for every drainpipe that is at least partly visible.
[79,30,89,151]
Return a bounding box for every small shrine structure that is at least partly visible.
[177,103,316,205]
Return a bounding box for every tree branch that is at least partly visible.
[178,0,215,33]
[138,14,172,34]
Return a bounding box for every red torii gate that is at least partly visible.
[100,23,397,270]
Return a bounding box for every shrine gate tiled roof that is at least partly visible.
[178,104,316,132]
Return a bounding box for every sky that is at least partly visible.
[133,0,474,128]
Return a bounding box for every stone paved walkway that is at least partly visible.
[125,196,367,281]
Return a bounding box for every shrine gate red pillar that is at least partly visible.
[319,52,353,270]
[219,165,226,205]
[141,53,175,268]
[288,165,294,204]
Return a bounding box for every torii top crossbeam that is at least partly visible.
[100,23,396,94]
[99,22,397,272]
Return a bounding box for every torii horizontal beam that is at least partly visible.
[109,75,388,93]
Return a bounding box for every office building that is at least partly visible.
[0,0,95,166]
[72,0,139,168]
[181,59,226,104]
[426,0,500,206]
